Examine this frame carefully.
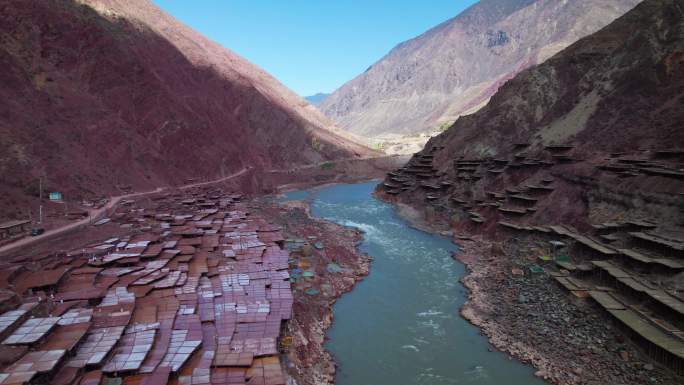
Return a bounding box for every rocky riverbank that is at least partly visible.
[255,199,371,385]
[455,235,682,385]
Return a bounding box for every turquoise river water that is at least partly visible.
[281,181,547,385]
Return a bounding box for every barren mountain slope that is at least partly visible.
[0,0,373,218]
[427,0,683,160]
[321,0,642,137]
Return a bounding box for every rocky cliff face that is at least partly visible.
[0,0,372,216]
[321,0,642,138]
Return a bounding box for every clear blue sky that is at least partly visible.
[153,1,478,96]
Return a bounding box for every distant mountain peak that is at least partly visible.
[304,93,331,105]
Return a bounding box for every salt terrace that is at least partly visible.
[387,147,684,375]
[0,189,292,384]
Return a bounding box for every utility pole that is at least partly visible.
[38,177,43,225]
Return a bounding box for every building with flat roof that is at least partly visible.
[0,220,31,240]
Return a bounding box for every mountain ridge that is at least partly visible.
[321,0,643,138]
[0,0,374,219]
[304,93,330,105]
[424,0,683,159]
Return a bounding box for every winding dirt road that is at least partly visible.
[0,168,250,256]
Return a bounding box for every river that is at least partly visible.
[281,181,547,385]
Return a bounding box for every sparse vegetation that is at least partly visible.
[311,136,323,151]
[436,121,454,132]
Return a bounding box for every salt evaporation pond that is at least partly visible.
[281,181,547,385]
